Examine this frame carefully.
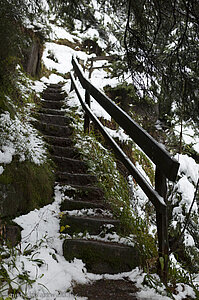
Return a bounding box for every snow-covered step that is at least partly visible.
[63,239,141,274]
[73,279,139,300]
[38,107,65,116]
[63,184,105,202]
[42,92,66,101]
[56,172,97,185]
[47,83,64,89]
[32,120,73,137]
[43,87,63,94]
[40,99,64,109]
[49,145,80,159]
[60,198,106,211]
[53,156,87,173]
[43,135,73,147]
[60,214,120,235]
[35,113,71,126]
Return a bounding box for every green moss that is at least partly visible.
[0,158,55,218]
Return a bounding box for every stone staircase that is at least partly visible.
[34,83,140,299]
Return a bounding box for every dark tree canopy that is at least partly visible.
[0,0,43,107]
[124,0,199,123]
[0,0,198,124]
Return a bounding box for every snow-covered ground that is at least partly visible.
[0,1,199,299]
[6,184,178,300]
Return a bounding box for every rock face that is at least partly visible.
[0,221,22,247]
[63,239,141,274]
[26,41,41,76]
[0,160,54,219]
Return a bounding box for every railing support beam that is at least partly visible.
[155,166,168,283]
[84,90,90,133]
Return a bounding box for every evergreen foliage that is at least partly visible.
[47,0,97,30]
[124,0,199,124]
[0,0,45,112]
[0,0,26,103]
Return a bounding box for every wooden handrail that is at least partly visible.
[71,72,166,212]
[70,56,180,283]
[72,56,179,182]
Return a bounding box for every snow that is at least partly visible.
[1,2,199,299]
[184,229,195,247]
[41,73,66,84]
[174,284,195,300]
[90,97,112,120]
[0,144,14,164]
[42,42,91,75]
[0,165,4,175]
[65,208,113,218]
[7,181,191,300]
[176,176,196,212]
[176,154,199,185]
[42,42,73,74]
[8,185,89,299]
[174,123,199,153]
[3,184,159,299]
[0,111,47,174]
[50,24,78,41]
[32,80,46,93]
[105,127,131,143]
[169,154,199,234]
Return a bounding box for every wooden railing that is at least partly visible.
[87,56,115,78]
[70,56,180,282]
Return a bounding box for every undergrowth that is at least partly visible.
[0,239,48,299]
[65,96,199,298]
[68,108,158,264]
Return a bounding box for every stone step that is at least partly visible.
[43,135,73,147]
[48,145,80,158]
[53,157,87,173]
[73,279,139,300]
[40,99,64,110]
[35,113,71,126]
[60,214,120,235]
[38,108,65,116]
[63,239,141,274]
[32,120,73,137]
[56,172,97,185]
[47,83,64,89]
[63,185,105,202]
[44,86,63,93]
[42,92,66,101]
[60,199,106,211]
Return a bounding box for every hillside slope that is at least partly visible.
[0,1,198,299]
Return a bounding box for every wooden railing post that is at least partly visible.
[70,79,75,92]
[155,166,168,283]
[84,90,90,133]
[89,60,93,79]
[70,69,76,91]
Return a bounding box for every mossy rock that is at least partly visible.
[63,239,142,274]
[0,220,22,247]
[0,159,55,218]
